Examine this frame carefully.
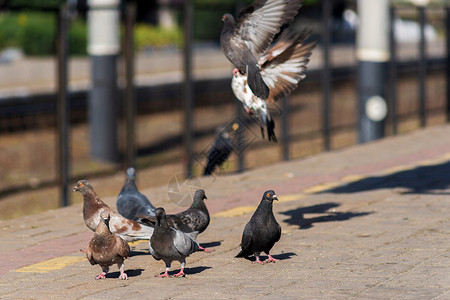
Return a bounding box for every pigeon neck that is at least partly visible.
[257,199,273,213]
[123,178,137,191]
[190,199,206,211]
[157,216,170,230]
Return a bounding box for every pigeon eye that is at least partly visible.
[266,193,270,197]
[80,182,84,186]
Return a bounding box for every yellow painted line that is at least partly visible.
[215,205,256,218]
[341,174,367,183]
[16,256,85,273]
[128,240,146,247]
[277,193,305,203]
[303,182,342,194]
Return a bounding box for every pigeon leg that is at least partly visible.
[252,256,265,264]
[265,255,280,263]
[157,267,170,278]
[173,261,186,277]
[96,265,109,279]
[79,249,86,253]
[233,68,240,77]
[198,245,214,253]
[118,262,128,280]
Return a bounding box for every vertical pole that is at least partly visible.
[124,3,136,169]
[235,99,245,173]
[357,0,390,143]
[446,7,450,122]
[281,97,290,161]
[88,0,120,162]
[56,5,70,207]
[389,5,398,135]
[322,0,332,151]
[183,0,194,178]
[418,6,427,127]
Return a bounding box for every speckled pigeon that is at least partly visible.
[86,211,131,280]
[220,0,303,100]
[116,167,156,221]
[73,180,154,242]
[236,190,281,263]
[149,207,199,278]
[232,29,315,142]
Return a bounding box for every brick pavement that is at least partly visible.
[0,124,450,299]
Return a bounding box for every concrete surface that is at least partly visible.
[1,124,450,299]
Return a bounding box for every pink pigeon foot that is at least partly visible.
[198,245,214,253]
[79,249,86,253]
[173,269,185,277]
[265,255,280,263]
[233,68,240,77]
[157,271,170,278]
[119,271,128,280]
[252,256,265,264]
[95,272,106,280]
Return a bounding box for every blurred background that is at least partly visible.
[0,0,449,219]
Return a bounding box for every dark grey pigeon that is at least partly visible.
[203,124,238,176]
[149,207,199,278]
[236,190,281,263]
[141,189,212,252]
[220,0,303,100]
[86,211,131,280]
[116,167,155,221]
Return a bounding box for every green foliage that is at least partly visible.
[0,12,87,56]
[134,24,183,51]
[8,0,65,10]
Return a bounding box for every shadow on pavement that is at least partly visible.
[240,252,297,263]
[280,202,372,229]
[322,161,450,195]
[200,240,222,249]
[108,268,144,278]
[183,266,212,275]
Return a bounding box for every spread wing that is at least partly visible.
[260,30,316,102]
[236,0,303,58]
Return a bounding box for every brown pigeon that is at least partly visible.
[73,180,154,242]
[86,211,131,280]
[220,0,303,100]
[231,29,316,142]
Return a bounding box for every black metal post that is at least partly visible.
[418,6,427,127]
[183,0,194,178]
[56,5,70,207]
[389,5,398,135]
[124,3,136,169]
[321,0,332,151]
[281,97,290,161]
[235,100,245,172]
[446,7,450,122]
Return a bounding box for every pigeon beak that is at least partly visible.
[72,186,78,192]
[222,15,226,22]
[273,195,278,201]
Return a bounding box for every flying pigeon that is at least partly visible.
[236,190,281,263]
[220,0,303,100]
[73,180,154,242]
[232,29,316,142]
[140,189,211,252]
[86,211,131,280]
[149,207,199,278]
[116,167,156,221]
[203,123,238,176]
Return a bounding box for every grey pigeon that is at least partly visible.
[236,190,281,263]
[73,180,154,242]
[86,211,131,280]
[141,189,212,252]
[220,0,303,100]
[203,124,238,176]
[149,207,199,278]
[116,167,156,221]
[232,29,316,142]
